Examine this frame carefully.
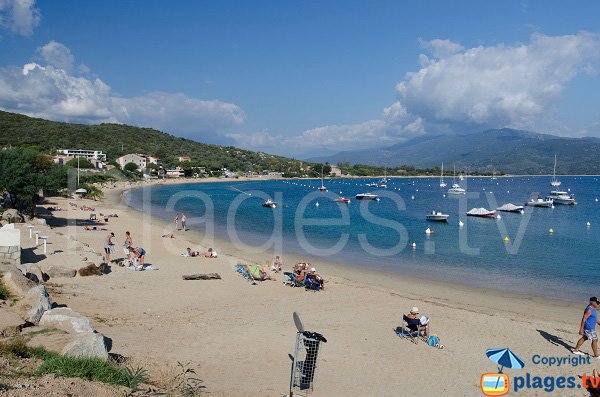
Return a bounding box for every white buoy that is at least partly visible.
[425,228,434,235]
[596,198,599,202]
[443,194,446,198]
[568,188,571,192]
[316,202,319,207]
[587,222,591,227]
[551,205,554,209]
[496,214,501,219]
[507,190,510,194]
[520,210,524,214]
[416,189,419,192]
[411,195,415,200]
[549,228,554,234]
[411,242,416,249]
[459,221,464,227]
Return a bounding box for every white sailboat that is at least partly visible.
[448,164,465,195]
[378,168,388,188]
[551,154,561,187]
[319,166,327,192]
[439,163,447,187]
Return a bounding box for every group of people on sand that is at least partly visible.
[183,247,218,258]
[103,231,147,271]
[293,262,325,290]
[174,213,187,231]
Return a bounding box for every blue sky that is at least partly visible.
[0,1,599,157]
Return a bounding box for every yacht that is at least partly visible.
[377,168,388,188]
[355,193,379,201]
[526,196,553,208]
[551,154,561,187]
[546,190,576,205]
[318,167,327,192]
[439,163,447,187]
[335,197,351,204]
[447,164,466,195]
[426,211,449,222]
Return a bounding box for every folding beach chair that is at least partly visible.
[395,325,421,344]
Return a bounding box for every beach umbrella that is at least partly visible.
[75,188,87,194]
[486,348,525,372]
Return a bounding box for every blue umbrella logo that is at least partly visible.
[486,348,525,373]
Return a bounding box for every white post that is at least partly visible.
[35,231,39,245]
[42,238,47,254]
[27,225,34,238]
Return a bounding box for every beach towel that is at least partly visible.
[247,264,262,280]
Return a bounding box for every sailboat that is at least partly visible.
[378,168,388,188]
[439,163,447,187]
[319,166,327,192]
[551,154,561,187]
[448,164,465,195]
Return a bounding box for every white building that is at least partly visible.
[165,166,185,178]
[116,153,161,170]
[59,149,107,162]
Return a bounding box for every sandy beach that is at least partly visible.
[10,179,598,396]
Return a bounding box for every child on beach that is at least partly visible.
[271,255,283,273]
[203,248,217,258]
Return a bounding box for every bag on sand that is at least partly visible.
[427,334,443,349]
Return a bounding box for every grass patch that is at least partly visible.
[37,355,130,386]
[0,337,31,358]
[0,272,12,300]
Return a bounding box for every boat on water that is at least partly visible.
[551,154,561,187]
[378,168,388,188]
[355,193,379,201]
[262,199,277,208]
[335,197,351,204]
[526,195,553,207]
[497,203,524,213]
[439,163,447,187]
[318,167,327,192]
[466,208,496,218]
[546,190,576,205]
[426,211,449,222]
[366,182,378,187]
[447,164,465,195]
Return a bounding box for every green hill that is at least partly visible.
[0,110,303,173]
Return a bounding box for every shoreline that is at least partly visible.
[16,179,592,396]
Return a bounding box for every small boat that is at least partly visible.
[526,195,553,207]
[447,164,465,194]
[335,197,351,204]
[366,182,378,187]
[378,168,388,188]
[439,163,447,187]
[318,166,327,192]
[262,199,277,208]
[546,190,576,205]
[497,203,524,213]
[466,208,496,218]
[551,154,561,187]
[355,193,379,200]
[426,211,449,222]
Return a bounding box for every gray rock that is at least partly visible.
[39,307,95,334]
[16,264,48,283]
[1,209,24,223]
[2,269,36,298]
[45,266,76,278]
[16,285,52,324]
[62,332,109,360]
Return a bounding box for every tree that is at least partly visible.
[124,162,139,172]
[0,149,47,213]
[66,157,94,169]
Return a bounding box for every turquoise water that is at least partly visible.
[127,176,600,301]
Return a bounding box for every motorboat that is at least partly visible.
[335,197,351,204]
[366,182,378,187]
[262,199,277,208]
[355,193,379,200]
[550,154,561,187]
[496,203,525,213]
[426,211,449,222]
[546,190,576,205]
[466,208,496,218]
[439,163,447,187]
[526,197,553,207]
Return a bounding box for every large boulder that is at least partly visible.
[62,332,109,360]
[45,266,76,278]
[16,285,52,324]
[0,308,28,337]
[39,307,95,334]
[16,263,48,283]
[1,209,24,223]
[2,269,36,298]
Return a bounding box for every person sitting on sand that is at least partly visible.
[128,246,146,268]
[293,262,310,274]
[403,307,429,337]
[84,225,107,231]
[202,247,217,258]
[271,255,283,273]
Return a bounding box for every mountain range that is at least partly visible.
[308,128,600,174]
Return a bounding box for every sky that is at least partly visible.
[0,1,599,158]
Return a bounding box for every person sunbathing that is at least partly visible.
[242,263,275,281]
[403,307,429,337]
[182,247,200,257]
[161,233,175,239]
[84,225,107,231]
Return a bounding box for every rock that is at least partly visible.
[1,209,24,223]
[45,266,76,278]
[62,332,109,360]
[78,263,109,277]
[16,285,52,324]
[36,218,47,225]
[0,308,28,337]
[16,264,48,283]
[2,269,36,298]
[39,307,95,334]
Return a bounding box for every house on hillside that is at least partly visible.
[58,149,107,162]
[116,153,161,170]
[165,166,185,178]
[178,155,191,162]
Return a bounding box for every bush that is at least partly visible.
[0,337,30,358]
[38,355,130,386]
[65,157,95,169]
[124,162,139,172]
[0,273,11,300]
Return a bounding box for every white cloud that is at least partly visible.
[0,43,246,138]
[37,41,75,71]
[0,0,40,36]
[229,32,600,155]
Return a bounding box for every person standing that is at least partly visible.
[103,232,115,264]
[174,213,180,230]
[123,231,133,259]
[573,297,600,357]
[181,213,187,231]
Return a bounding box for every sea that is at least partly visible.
[127,176,600,301]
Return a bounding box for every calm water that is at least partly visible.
[127,176,600,301]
